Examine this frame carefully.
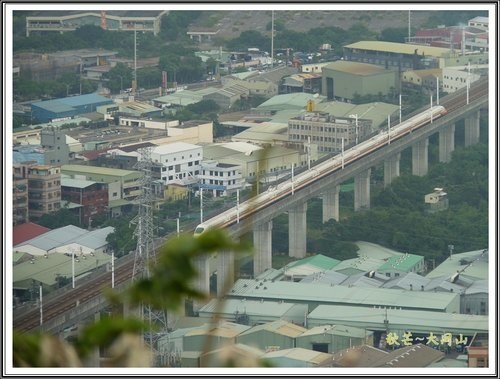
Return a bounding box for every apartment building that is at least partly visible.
[288,112,371,154]
[199,160,244,197]
[13,164,30,226]
[151,142,203,186]
[27,165,62,220]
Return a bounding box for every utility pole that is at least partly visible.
[134,29,137,94]
[111,250,115,288]
[307,136,311,170]
[387,115,391,144]
[448,244,454,260]
[236,189,240,223]
[271,10,274,69]
[200,187,203,223]
[430,94,433,123]
[131,147,167,366]
[399,94,402,124]
[39,285,43,326]
[341,138,345,169]
[72,248,75,289]
[436,77,440,105]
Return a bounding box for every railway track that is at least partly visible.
[13,79,488,334]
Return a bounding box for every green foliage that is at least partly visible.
[160,11,202,40]
[379,27,411,43]
[38,208,81,229]
[103,63,134,94]
[14,72,98,102]
[226,30,270,52]
[73,316,146,358]
[336,143,488,262]
[159,46,204,84]
[422,11,487,28]
[266,19,286,32]
[104,216,136,257]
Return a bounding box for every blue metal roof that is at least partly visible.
[32,93,113,112]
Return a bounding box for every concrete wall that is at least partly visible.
[321,68,397,100]
[236,330,295,351]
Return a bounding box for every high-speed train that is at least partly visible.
[194,105,447,236]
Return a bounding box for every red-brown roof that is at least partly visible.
[13,222,50,246]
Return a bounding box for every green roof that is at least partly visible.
[13,251,111,287]
[378,253,424,272]
[308,305,488,335]
[257,93,327,111]
[229,279,458,312]
[344,41,451,58]
[314,101,399,130]
[288,254,340,271]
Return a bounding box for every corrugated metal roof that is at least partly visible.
[228,279,458,311]
[299,324,369,339]
[308,305,488,333]
[67,226,115,249]
[464,279,488,295]
[32,94,113,112]
[238,320,306,338]
[287,254,340,271]
[378,253,424,272]
[152,142,201,155]
[333,256,386,273]
[263,347,332,364]
[61,177,97,189]
[382,272,430,290]
[257,93,326,110]
[344,41,451,57]
[13,223,50,246]
[61,164,141,178]
[14,225,88,251]
[199,298,297,318]
[13,250,111,286]
[324,60,388,75]
[300,270,348,285]
[184,321,251,339]
[426,249,488,281]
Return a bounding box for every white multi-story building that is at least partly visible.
[151,142,202,186]
[442,66,482,93]
[288,112,371,154]
[199,160,244,197]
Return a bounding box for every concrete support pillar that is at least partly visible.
[412,138,429,176]
[216,250,235,297]
[288,202,307,258]
[253,221,273,277]
[322,185,340,223]
[354,169,371,211]
[439,124,455,163]
[464,110,480,146]
[383,153,401,187]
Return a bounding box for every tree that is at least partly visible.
[38,208,81,229]
[103,63,133,94]
[378,27,409,43]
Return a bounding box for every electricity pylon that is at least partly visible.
[131,147,168,366]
